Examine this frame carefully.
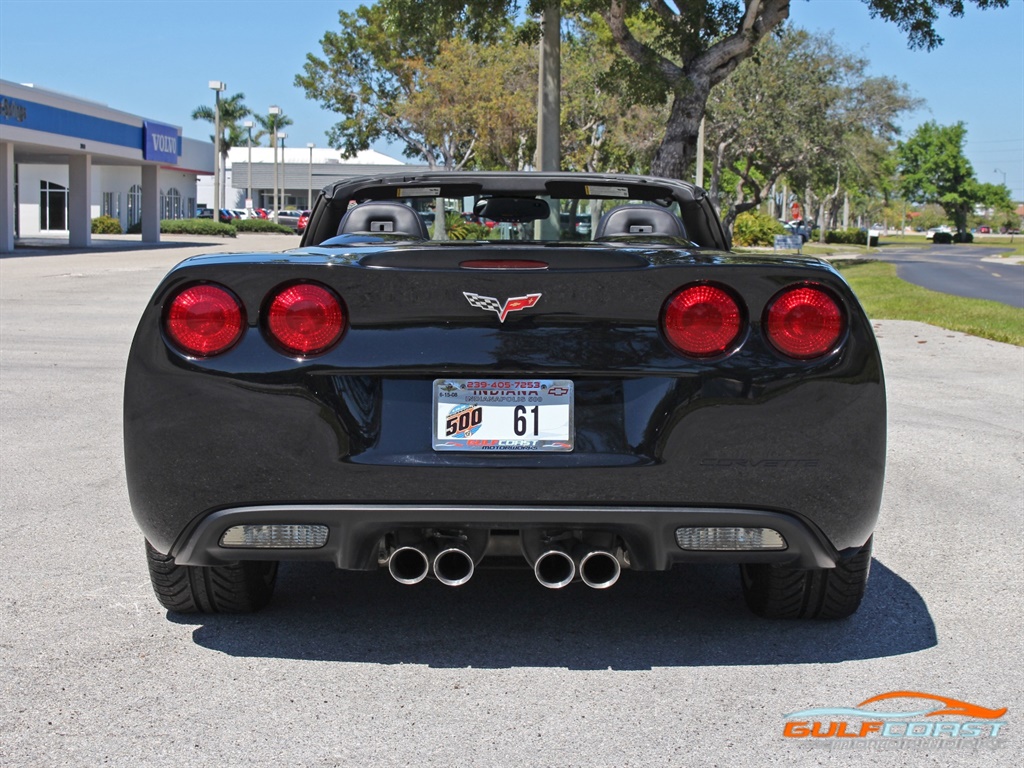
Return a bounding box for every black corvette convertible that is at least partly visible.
[125,172,885,618]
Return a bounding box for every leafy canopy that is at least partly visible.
[897,121,1014,231]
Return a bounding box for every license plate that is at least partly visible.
[432,379,573,452]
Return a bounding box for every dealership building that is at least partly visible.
[0,79,213,252]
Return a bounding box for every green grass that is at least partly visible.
[834,260,1024,346]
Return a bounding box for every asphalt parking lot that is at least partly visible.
[1,235,1021,767]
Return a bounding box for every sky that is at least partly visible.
[0,0,1021,198]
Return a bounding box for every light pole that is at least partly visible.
[209,80,226,211]
[269,106,281,223]
[278,132,288,211]
[306,143,315,210]
[995,168,1007,187]
[243,120,254,210]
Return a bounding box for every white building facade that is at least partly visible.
[198,146,407,212]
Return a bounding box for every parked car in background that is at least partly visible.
[787,219,811,242]
[297,211,310,233]
[925,226,952,240]
[978,226,991,234]
[276,210,303,231]
[196,208,213,220]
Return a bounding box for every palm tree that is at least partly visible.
[192,93,251,207]
[253,111,295,147]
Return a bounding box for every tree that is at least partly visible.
[192,92,251,208]
[896,121,1011,235]
[377,0,1008,181]
[702,28,916,233]
[252,111,294,147]
[297,5,475,168]
[560,21,667,175]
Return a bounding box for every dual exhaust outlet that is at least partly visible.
[387,540,621,590]
[388,543,476,587]
[533,546,621,590]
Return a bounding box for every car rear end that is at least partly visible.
[125,239,884,610]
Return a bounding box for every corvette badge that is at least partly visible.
[463,292,542,323]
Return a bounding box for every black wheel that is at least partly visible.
[145,540,278,614]
[740,537,872,619]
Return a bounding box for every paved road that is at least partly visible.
[865,243,1024,307]
[1,236,1022,767]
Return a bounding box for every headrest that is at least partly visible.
[594,204,686,239]
[337,201,429,238]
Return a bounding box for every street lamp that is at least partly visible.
[209,80,226,210]
[269,106,281,223]
[278,132,288,211]
[243,120,254,210]
[307,142,315,210]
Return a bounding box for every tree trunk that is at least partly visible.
[650,91,706,180]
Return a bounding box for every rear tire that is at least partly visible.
[740,537,872,619]
[145,540,278,614]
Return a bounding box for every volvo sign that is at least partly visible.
[143,121,179,164]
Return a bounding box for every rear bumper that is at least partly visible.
[171,503,846,571]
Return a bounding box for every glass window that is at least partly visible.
[39,180,68,231]
[102,192,120,219]
[127,185,142,227]
[166,188,181,219]
[404,196,684,243]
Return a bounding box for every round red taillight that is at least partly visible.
[662,283,744,357]
[765,285,845,359]
[266,283,345,355]
[165,284,244,357]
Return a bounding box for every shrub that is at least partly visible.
[952,231,973,243]
[825,228,865,245]
[731,211,786,246]
[231,218,296,234]
[460,222,493,240]
[127,218,236,237]
[91,215,122,235]
[824,228,877,246]
[932,231,954,244]
[436,211,473,240]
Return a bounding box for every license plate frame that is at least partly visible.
[432,379,574,452]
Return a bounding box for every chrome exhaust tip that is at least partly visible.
[388,546,430,585]
[433,546,475,587]
[579,550,621,589]
[534,549,576,589]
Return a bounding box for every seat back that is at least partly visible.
[594,204,686,239]
[337,201,429,238]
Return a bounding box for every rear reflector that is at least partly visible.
[165,284,244,357]
[765,284,844,359]
[675,527,786,551]
[220,524,329,549]
[662,283,743,357]
[266,282,346,355]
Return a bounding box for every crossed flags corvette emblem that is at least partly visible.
[463,292,542,323]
